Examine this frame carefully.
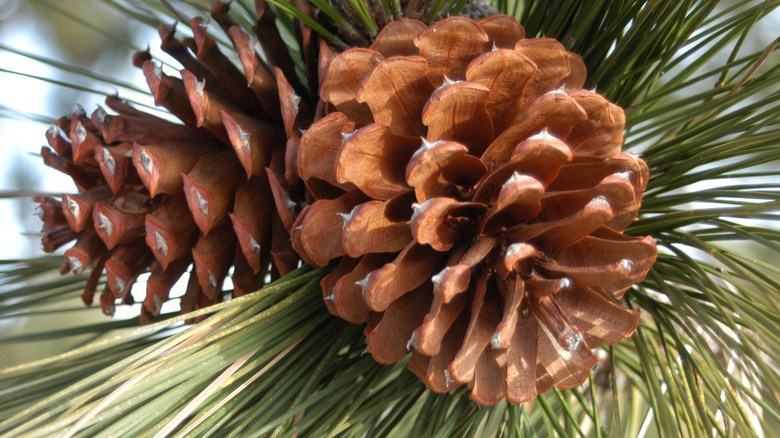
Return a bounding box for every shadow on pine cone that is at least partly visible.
[36,1,656,405]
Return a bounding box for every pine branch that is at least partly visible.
[0,0,778,436]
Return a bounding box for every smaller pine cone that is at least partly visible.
[296,15,657,405]
[35,5,319,323]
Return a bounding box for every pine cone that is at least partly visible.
[296,16,657,405]
[36,3,321,323]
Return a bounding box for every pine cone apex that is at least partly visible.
[301,14,657,405]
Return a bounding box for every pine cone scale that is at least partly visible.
[363,242,444,312]
[342,196,413,257]
[321,48,382,124]
[446,272,501,384]
[298,112,356,193]
[414,290,469,356]
[366,283,432,364]
[335,123,418,199]
[355,56,433,137]
[228,26,282,120]
[406,140,487,202]
[477,15,525,49]
[422,81,493,153]
[299,189,369,266]
[505,311,538,402]
[331,254,390,323]
[465,49,537,134]
[413,17,490,86]
[369,18,427,57]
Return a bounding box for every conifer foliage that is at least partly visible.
[1,0,778,436]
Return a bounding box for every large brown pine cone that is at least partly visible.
[295,16,657,405]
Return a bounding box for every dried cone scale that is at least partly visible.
[298,15,657,405]
[34,1,658,406]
